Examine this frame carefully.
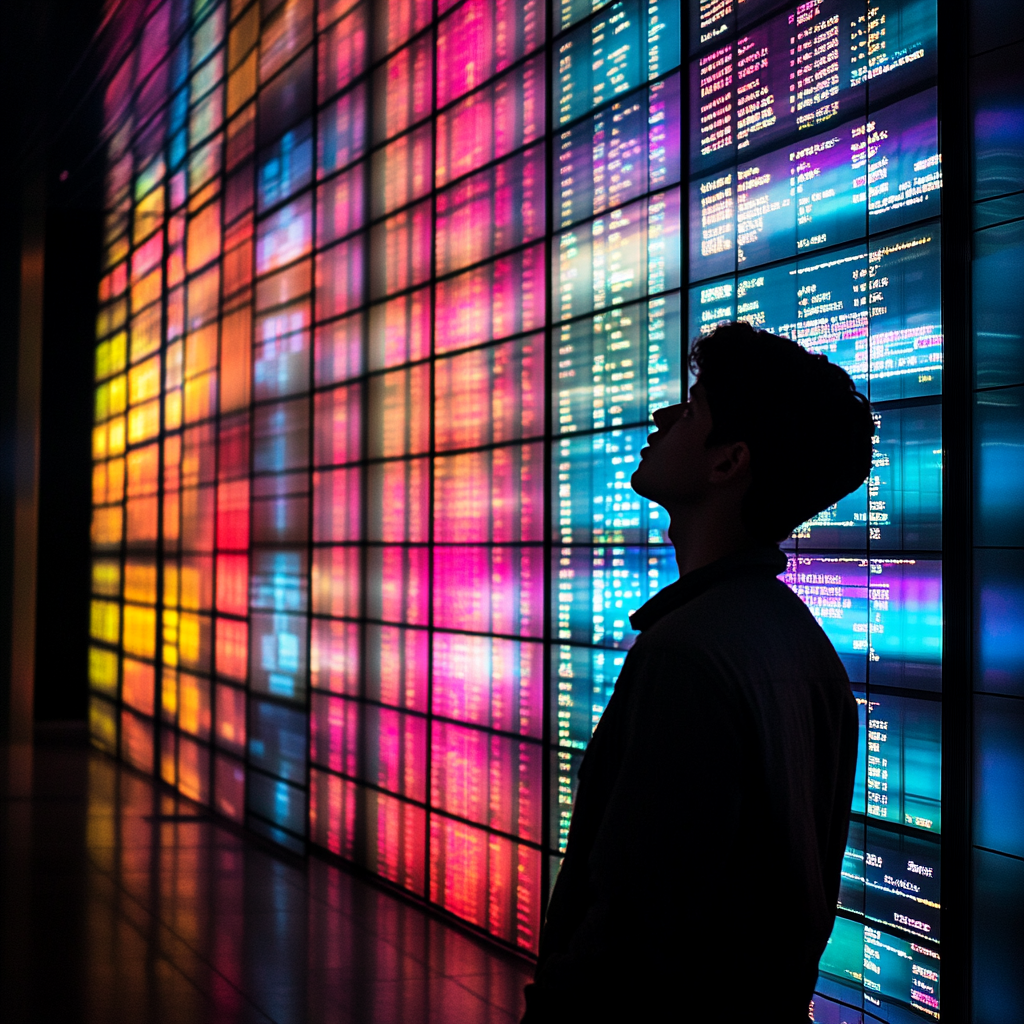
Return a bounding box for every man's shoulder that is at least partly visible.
[637,571,844,680]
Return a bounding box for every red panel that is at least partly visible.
[312,467,362,542]
[310,692,359,775]
[366,457,429,543]
[313,383,362,465]
[120,709,154,773]
[214,682,247,755]
[214,752,246,822]
[215,617,248,682]
[215,554,249,615]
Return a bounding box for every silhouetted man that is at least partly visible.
[523,323,873,1023]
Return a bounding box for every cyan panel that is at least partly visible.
[975,386,1024,546]
[971,41,1024,200]
[973,847,1024,1024]
[975,548,1024,697]
[974,218,1024,389]
[974,694,1024,858]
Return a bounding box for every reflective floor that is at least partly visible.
[0,726,532,1023]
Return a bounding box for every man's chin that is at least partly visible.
[630,466,652,500]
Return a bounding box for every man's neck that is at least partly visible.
[667,504,755,578]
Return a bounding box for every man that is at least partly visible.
[524,322,873,1022]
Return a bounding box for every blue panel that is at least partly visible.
[975,548,1024,696]
[553,428,668,544]
[250,613,308,700]
[973,848,1024,1024]
[550,643,628,750]
[553,545,677,648]
[247,771,307,837]
[253,398,310,473]
[974,218,1024,389]
[974,385,1024,546]
[248,698,308,784]
[974,693,1024,857]
[971,41,1024,200]
[250,548,309,611]
[258,119,315,211]
[687,277,734,342]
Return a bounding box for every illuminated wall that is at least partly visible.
[88,0,681,954]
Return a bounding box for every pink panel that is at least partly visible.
[432,546,543,637]
[309,767,357,857]
[368,287,431,370]
[313,382,362,466]
[316,163,365,246]
[487,834,541,952]
[435,145,544,276]
[428,815,489,929]
[366,545,429,624]
[214,682,246,756]
[434,243,545,354]
[310,618,361,695]
[365,704,426,802]
[369,199,431,299]
[434,335,544,450]
[365,788,426,895]
[317,3,368,103]
[310,692,360,775]
[216,479,250,550]
[315,235,365,320]
[435,0,544,108]
[311,545,361,617]
[431,632,543,738]
[433,443,543,543]
[435,54,544,187]
[366,457,429,543]
[365,624,428,712]
[374,0,432,61]
[312,467,362,541]
[314,312,364,385]
[214,752,245,823]
[374,33,433,142]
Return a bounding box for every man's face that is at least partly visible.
[631,381,720,508]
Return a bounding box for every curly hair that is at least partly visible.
[690,322,875,543]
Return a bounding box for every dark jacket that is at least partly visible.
[524,545,859,1023]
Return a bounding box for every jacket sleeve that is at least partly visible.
[527,644,756,1019]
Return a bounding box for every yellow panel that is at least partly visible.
[106,234,129,269]
[130,305,162,364]
[126,443,160,496]
[94,382,110,422]
[162,667,178,721]
[90,599,120,644]
[124,558,157,604]
[227,50,257,116]
[178,611,202,664]
[89,696,117,754]
[91,505,123,548]
[92,423,108,461]
[131,266,162,313]
[163,607,179,666]
[108,373,127,416]
[92,558,121,597]
[127,398,162,445]
[228,3,259,69]
[109,332,127,374]
[185,323,219,378]
[95,340,112,381]
[88,646,119,696]
[133,184,165,245]
[129,354,161,406]
[106,457,125,502]
[108,415,126,455]
[163,560,180,608]
[165,389,183,431]
[184,372,217,424]
[122,603,157,659]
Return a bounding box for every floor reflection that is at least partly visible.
[0,727,530,1023]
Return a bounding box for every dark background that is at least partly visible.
[1,0,107,725]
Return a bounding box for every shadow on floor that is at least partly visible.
[0,724,531,1024]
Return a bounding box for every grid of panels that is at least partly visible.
[686,1,943,1019]
[88,0,684,953]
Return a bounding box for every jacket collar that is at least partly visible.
[629,544,788,633]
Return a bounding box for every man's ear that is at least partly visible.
[708,440,751,485]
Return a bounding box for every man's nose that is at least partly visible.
[653,403,683,429]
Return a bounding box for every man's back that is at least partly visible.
[525,547,859,1022]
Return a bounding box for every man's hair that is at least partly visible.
[690,321,874,543]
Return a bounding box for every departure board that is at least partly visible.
[688,0,944,1018]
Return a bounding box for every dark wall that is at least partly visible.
[0,0,105,726]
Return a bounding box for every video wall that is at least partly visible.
[88,0,943,1014]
